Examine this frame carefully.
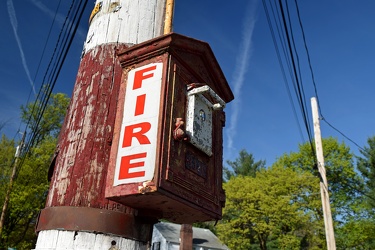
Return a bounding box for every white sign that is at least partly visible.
[114,63,163,186]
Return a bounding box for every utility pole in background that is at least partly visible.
[35,1,167,249]
[311,97,336,250]
[0,133,25,238]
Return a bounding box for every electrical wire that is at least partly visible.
[27,1,80,149]
[265,0,364,168]
[277,0,316,160]
[16,0,88,175]
[21,2,75,156]
[25,0,87,151]
[322,119,365,152]
[293,0,364,153]
[12,0,63,145]
[261,0,306,144]
[285,0,310,124]
[4,0,68,174]
[293,0,374,204]
[293,0,320,112]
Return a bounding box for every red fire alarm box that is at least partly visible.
[105,33,234,223]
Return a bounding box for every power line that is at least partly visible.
[12,0,63,144]
[14,0,88,175]
[261,0,306,144]
[22,0,76,154]
[277,0,316,159]
[292,0,365,153]
[263,0,321,167]
[283,2,371,207]
[263,0,368,178]
[32,0,64,97]
[264,0,365,158]
[322,118,365,152]
[261,1,375,233]
[24,0,87,151]
[293,0,320,112]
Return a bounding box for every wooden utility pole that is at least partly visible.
[0,133,25,237]
[35,1,167,249]
[311,97,336,250]
[35,0,233,249]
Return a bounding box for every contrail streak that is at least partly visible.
[7,0,36,95]
[226,1,257,157]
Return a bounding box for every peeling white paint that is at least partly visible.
[35,230,148,250]
[84,0,166,53]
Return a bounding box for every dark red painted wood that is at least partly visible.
[46,44,131,213]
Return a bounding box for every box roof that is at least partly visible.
[154,222,229,249]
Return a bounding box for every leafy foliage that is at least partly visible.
[335,218,375,249]
[276,137,363,221]
[218,165,322,250]
[357,135,375,208]
[20,92,69,147]
[0,136,16,190]
[0,93,69,248]
[3,136,57,248]
[217,138,370,249]
[0,136,16,229]
[224,149,266,180]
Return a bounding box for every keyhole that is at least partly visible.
[199,109,206,121]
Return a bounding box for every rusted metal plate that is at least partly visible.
[105,33,233,224]
[36,206,155,242]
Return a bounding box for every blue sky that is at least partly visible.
[1,0,375,166]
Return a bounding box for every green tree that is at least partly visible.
[217,165,321,250]
[20,92,69,147]
[357,135,375,208]
[276,137,362,220]
[196,151,265,234]
[218,138,369,249]
[224,149,266,180]
[335,218,375,249]
[275,137,370,249]
[3,136,57,249]
[0,136,16,216]
[0,93,69,249]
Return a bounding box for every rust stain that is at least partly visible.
[138,181,157,194]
